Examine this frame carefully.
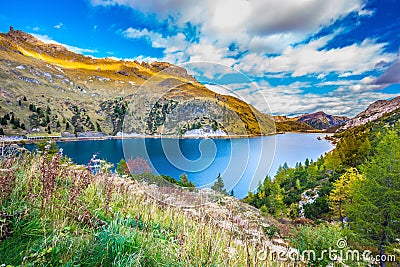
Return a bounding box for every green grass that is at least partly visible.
[0,153,275,267]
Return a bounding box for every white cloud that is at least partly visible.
[203,79,398,117]
[253,85,396,117]
[54,22,64,29]
[31,34,98,55]
[93,0,370,57]
[122,28,237,70]
[123,28,188,54]
[91,0,366,35]
[235,34,396,77]
[132,55,159,63]
[123,25,395,82]
[338,72,354,77]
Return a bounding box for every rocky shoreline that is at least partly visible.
[0,131,282,144]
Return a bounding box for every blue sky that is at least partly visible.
[1,0,400,117]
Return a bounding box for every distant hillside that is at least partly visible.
[0,27,274,137]
[274,120,315,132]
[296,111,348,130]
[273,111,348,132]
[339,96,400,131]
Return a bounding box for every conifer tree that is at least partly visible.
[329,167,361,228]
[346,130,400,267]
[211,173,226,194]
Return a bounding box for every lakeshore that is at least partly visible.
[0,129,333,145]
[20,132,334,198]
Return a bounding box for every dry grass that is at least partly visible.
[0,149,297,266]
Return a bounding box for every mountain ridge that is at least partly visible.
[296,111,348,130]
[1,27,397,137]
[0,27,275,137]
[273,111,348,131]
[339,96,400,130]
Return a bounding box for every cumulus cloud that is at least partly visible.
[123,28,188,54]
[91,0,365,34]
[122,28,237,68]
[93,0,370,56]
[236,35,396,77]
[122,26,395,82]
[205,80,398,117]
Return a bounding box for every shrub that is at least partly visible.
[290,224,352,266]
[263,225,280,239]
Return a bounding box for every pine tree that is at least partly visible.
[346,130,400,267]
[179,173,189,185]
[211,173,226,194]
[267,182,286,218]
[96,122,102,132]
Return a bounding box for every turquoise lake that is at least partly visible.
[26,133,334,198]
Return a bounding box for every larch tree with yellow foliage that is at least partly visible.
[346,129,400,267]
[328,167,361,228]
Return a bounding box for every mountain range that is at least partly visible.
[0,27,274,137]
[0,27,398,137]
[339,96,400,130]
[274,112,349,131]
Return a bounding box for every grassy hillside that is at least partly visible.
[0,147,290,266]
[274,120,316,132]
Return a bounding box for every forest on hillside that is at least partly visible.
[244,112,400,266]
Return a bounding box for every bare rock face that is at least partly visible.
[151,61,196,81]
[296,111,348,130]
[340,96,400,130]
[7,28,42,45]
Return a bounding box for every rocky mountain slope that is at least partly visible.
[273,111,348,131]
[0,27,275,136]
[272,118,315,132]
[295,111,348,130]
[340,96,400,130]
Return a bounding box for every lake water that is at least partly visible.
[25,133,333,198]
